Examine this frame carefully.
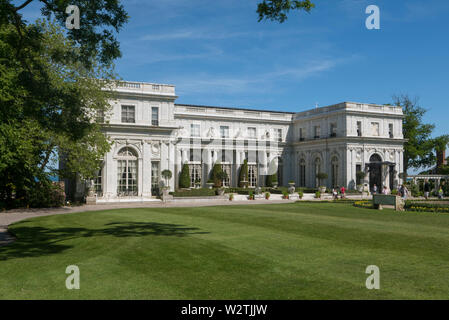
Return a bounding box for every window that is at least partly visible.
[151,107,159,126]
[191,124,200,137]
[277,158,283,186]
[314,126,321,139]
[248,127,256,138]
[151,162,160,195]
[121,105,135,123]
[96,110,105,123]
[277,129,283,142]
[330,123,337,137]
[248,165,258,188]
[299,159,306,187]
[152,84,160,90]
[189,164,202,188]
[371,122,379,136]
[314,158,321,187]
[389,123,394,138]
[357,121,362,137]
[221,164,231,187]
[117,147,138,196]
[331,157,339,188]
[220,126,229,138]
[356,164,362,185]
[299,128,304,141]
[93,168,103,196]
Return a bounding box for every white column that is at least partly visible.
[141,142,152,197]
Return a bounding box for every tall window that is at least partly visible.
[221,164,231,187]
[151,107,159,126]
[248,165,258,188]
[314,158,321,187]
[330,123,337,137]
[248,127,256,138]
[299,128,304,141]
[220,126,229,138]
[277,158,283,186]
[314,126,321,139]
[151,162,160,195]
[117,147,138,196]
[356,164,362,185]
[331,157,339,188]
[357,121,362,136]
[277,129,283,142]
[389,123,394,138]
[191,124,200,137]
[189,164,202,187]
[93,168,103,196]
[121,105,135,123]
[299,159,306,187]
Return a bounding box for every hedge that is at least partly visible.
[172,188,217,197]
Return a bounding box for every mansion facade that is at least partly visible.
[68,81,405,202]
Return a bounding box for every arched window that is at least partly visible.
[117,147,138,196]
[331,156,339,188]
[299,159,306,187]
[248,165,258,188]
[277,157,283,186]
[314,158,321,187]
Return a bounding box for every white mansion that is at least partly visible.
[69,81,405,202]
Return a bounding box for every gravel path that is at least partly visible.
[0,199,294,246]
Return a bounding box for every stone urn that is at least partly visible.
[319,186,326,194]
[216,188,225,196]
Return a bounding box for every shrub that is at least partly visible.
[353,200,373,209]
[282,191,289,199]
[265,192,270,200]
[28,182,65,208]
[266,173,277,187]
[161,169,172,186]
[179,163,191,189]
[248,191,255,200]
[229,193,234,201]
[391,189,398,195]
[239,159,249,187]
[172,188,216,197]
[405,201,449,213]
[298,190,304,199]
[211,163,224,187]
[316,172,328,186]
[315,191,321,199]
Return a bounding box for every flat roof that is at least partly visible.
[175,103,295,115]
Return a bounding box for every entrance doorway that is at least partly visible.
[368,154,382,192]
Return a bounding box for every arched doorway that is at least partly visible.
[368,154,382,192]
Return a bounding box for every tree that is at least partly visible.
[239,160,249,187]
[0,1,128,208]
[316,172,328,187]
[257,0,315,23]
[394,95,435,175]
[266,172,278,187]
[179,163,190,189]
[161,169,172,187]
[1,0,128,68]
[211,163,224,188]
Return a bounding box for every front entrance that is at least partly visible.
[368,154,382,192]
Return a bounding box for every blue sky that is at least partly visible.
[19,0,449,143]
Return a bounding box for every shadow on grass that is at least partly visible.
[0,221,209,261]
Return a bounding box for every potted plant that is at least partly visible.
[161,169,172,187]
[315,191,321,199]
[248,191,255,200]
[298,190,304,199]
[229,193,234,201]
[216,187,225,196]
[282,191,289,199]
[316,172,328,193]
[265,192,270,200]
[356,171,365,192]
[206,179,214,189]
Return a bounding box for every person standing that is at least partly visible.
[438,187,444,200]
[340,186,346,199]
[401,184,408,200]
[373,184,378,194]
[424,180,430,199]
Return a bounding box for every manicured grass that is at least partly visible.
[1,203,449,299]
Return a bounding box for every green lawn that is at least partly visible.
[1,203,449,299]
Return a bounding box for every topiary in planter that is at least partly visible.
[179,163,190,189]
[239,159,249,188]
[211,163,223,188]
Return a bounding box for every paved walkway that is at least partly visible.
[0,199,294,246]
